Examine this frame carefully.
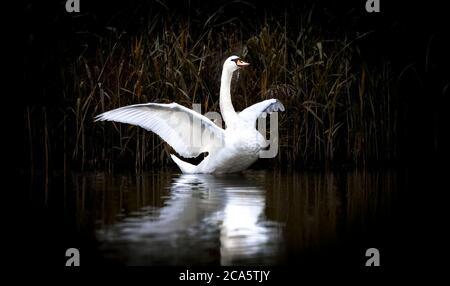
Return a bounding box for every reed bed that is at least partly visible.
[24,8,396,173]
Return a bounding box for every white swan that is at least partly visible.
[95,55,285,173]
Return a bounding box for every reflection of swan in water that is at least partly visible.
[97,173,283,265]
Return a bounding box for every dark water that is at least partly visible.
[24,170,398,266]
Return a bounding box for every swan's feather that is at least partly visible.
[95,103,225,158]
[238,99,285,125]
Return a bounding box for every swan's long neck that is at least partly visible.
[220,69,239,127]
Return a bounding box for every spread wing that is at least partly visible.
[95,103,225,158]
[238,99,285,125]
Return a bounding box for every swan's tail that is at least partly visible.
[170,154,197,174]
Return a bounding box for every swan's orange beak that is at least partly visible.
[236,59,250,67]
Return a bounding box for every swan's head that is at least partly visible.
[223,55,250,73]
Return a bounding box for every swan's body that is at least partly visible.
[95,55,284,174]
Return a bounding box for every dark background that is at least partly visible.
[17,0,448,276]
[21,0,447,169]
